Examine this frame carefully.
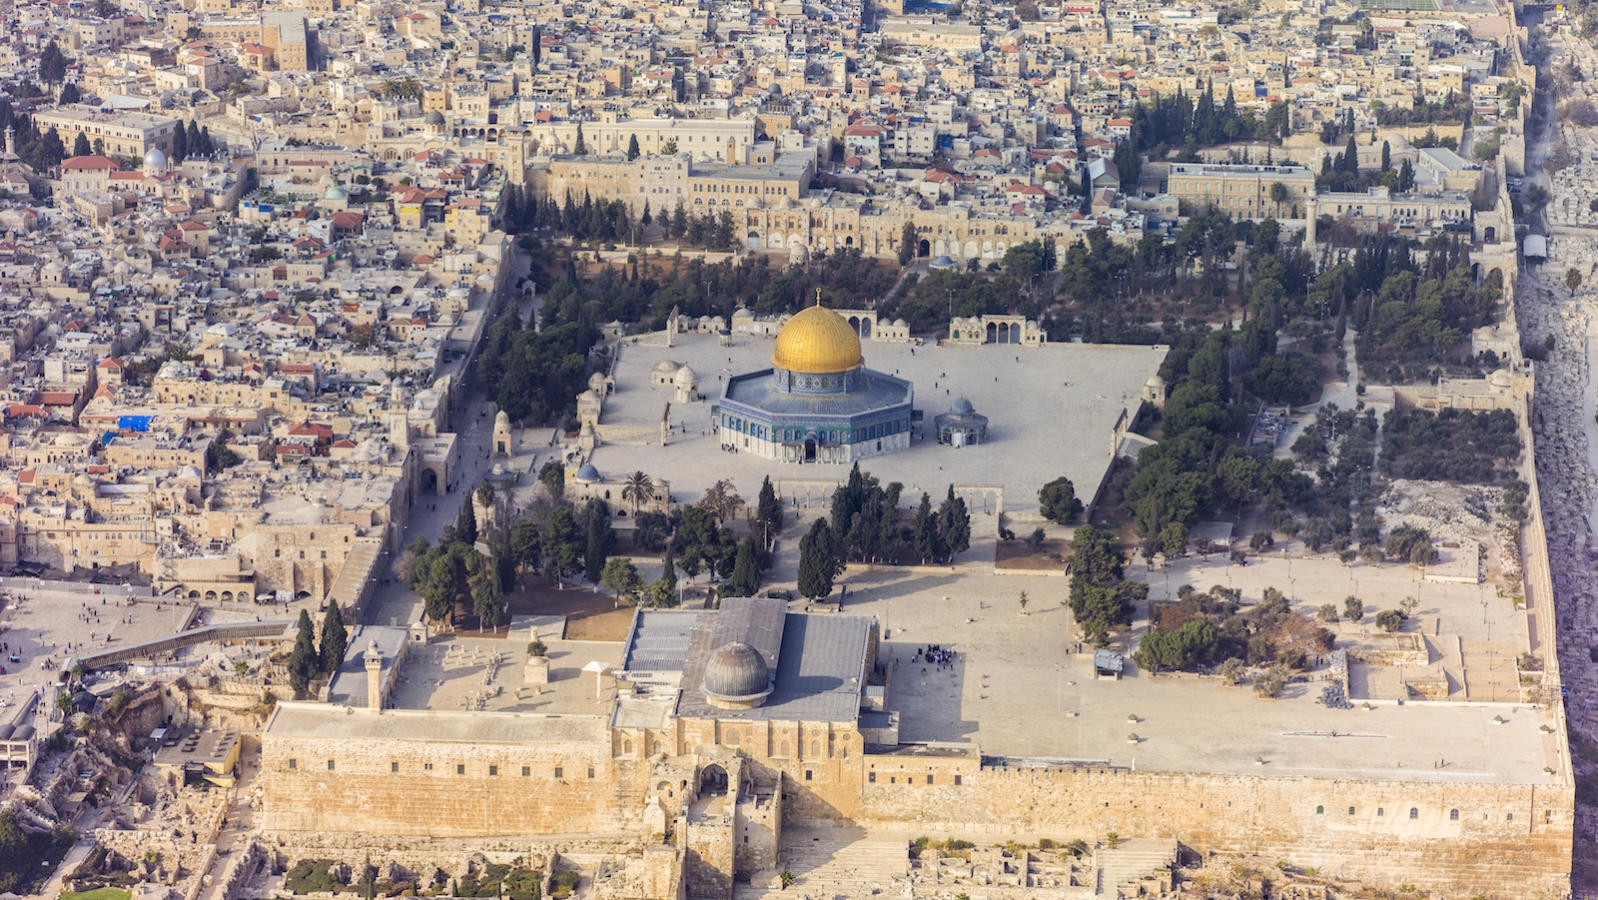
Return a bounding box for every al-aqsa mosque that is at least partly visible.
[716,293,914,464]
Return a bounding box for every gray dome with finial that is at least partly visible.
[702,642,771,706]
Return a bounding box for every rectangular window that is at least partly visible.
[457,764,465,775]
[423,762,433,771]
[555,767,564,779]
[391,761,399,773]
[326,759,335,771]
[489,765,498,776]
[953,775,962,786]
[522,766,531,776]
[288,758,297,770]
[588,767,595,779]
[805,770,813,781]
[868,772,876,783]
[926,774,934,785]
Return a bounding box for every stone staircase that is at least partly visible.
[734,826,910,899]
[1093,839,1176,898]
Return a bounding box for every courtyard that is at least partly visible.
[588,330,1165,516]
[822,565,1561,783]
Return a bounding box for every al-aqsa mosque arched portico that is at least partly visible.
[716,294,914,464]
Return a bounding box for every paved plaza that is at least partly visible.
[824,565,1560,783]
[590,331,1165,515]
[0,581,225,725]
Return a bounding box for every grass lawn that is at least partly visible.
[61,889,133,900]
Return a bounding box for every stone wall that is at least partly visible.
[260,722,632,837]
[853,755,1572,897]
[681,819,733,900]
[668,717,866,822]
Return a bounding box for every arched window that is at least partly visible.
[1410,808,1419,820]
[1315,805,1324,815]
[1348,807,1355,816]
[1449,809,1459,821]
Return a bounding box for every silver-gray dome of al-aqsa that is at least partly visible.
[702,641,772,709]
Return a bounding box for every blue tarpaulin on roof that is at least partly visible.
[100,432,116,446]
[117,415,152,432]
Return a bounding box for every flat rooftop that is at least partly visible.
[594,331,1165,515]
[265,701,608,745]
[384,632,625,718]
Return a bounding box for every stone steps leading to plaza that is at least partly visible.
[734,826,909,899]
[1093,839,1176,898]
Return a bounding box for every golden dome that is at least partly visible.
[772,304,863,374]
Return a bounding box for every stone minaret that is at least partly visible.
[3,125,14,160]
[387,381,409,452]
[364,640,383,710]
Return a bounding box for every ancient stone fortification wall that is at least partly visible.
[682,820,733,900]
[855,756,1572,897]
[260,729,636,837]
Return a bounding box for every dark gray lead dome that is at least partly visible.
[702,641,771,706]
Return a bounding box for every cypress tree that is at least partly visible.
[938,486,970,562]
[319,602,348,675]
[584,502,612,584]
[172,122,188,163]
[71,131,90,158]
[456,496,478,546]
[627,133,640,161]
[661,544,678,595]
[798,519,836,600]
[726,538,760,598]
[289,609,317,696]
[756,475,782,546]
[186,120,202,157]
[912,492,940,564]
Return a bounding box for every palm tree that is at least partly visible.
[621,471,655,516]
[1269,181,1290,218]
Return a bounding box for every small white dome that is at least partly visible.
[143,147,167,170]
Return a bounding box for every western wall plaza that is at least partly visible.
[3,0,1598,895]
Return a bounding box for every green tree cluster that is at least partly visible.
[1132,583,1333,673]
[1349,236,1500,371]
[1066,526,1145,645]
[1379,408,1521,483]
[1125,84,1266,159]
[1038,476,1084,525]
[670,505,737,583]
